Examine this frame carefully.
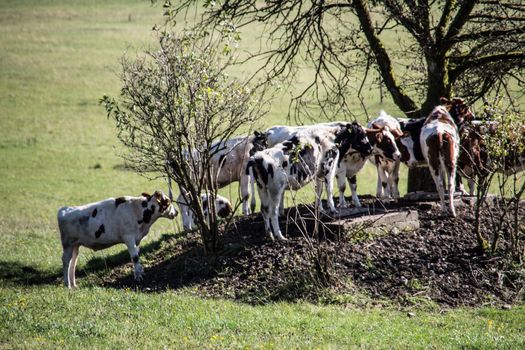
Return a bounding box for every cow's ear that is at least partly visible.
[154,190,163,203]
[375,132,383,142]
[371,122,381,130]
[391,128,403,138]
[440,97,451,105]
[142,192,151,200]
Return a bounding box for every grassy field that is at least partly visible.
[1,0,523,348]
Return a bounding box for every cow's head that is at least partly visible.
[216,196,233,218]
[250,130,268,156]
[440,97,475,126]
[143,190,178,219]
[367,124,401,161]
[201,194,233,218]
[335,122,374,157]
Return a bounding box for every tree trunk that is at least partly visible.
[407,167,437,193]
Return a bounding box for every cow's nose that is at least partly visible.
[393,151,401,160]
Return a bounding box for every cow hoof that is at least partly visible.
[275,234,287,241]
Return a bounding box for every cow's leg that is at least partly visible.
[448,167,457,218]
[430,165,447,214]
[68,245,79,288]
[240,173,251,215]
[324,161,338,213]
[250,174,257,214]
[336,172,348,208]
[468,177,475,196]
[279,192,285,216]
[375,165,383,198]
[376,165,390,198]
[123,236,143,281]
[62,245,74,288]
[391,159,401,199]
[177,201,190,230]
[348,175,361,207]
[315,178,326,212]
[258,189,274,241]
[270,188,286,241]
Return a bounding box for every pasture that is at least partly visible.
[1,0,524,348]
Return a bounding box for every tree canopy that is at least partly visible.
[168,0,525,119]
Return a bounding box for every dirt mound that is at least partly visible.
[100,198,525,306]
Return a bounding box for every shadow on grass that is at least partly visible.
[0,233,184,288]
[0,261,60,286]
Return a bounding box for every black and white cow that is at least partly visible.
[176,192,233,230]
[266,122,374,209]
[210,131,267,214]
[57,191,177,288]
[247,135,339,241]
[171,131,266,226]
[327,121,400,207]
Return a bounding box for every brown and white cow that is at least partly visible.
[420,106,460,217]
[247,135,339,241]
[57,190,177,288]
[365,111,404,199]
[458,120,525,195]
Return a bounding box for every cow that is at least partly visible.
[176,192,233,230]
[247,135,339,241]
[328,121,400,207]
[210,131,267,215]
[266,121,375,208]
[169,131,267,225]
[57,190,177,288]
[420,106,460,217]
[458,120,525,195]
[365,111,404,199]
[366,99,473,207]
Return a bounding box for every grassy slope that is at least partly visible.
[0,1,522,348]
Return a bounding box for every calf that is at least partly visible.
[57,190,177,288]
[420,106,460,217]
[171,131,266,222]
[331,121,400,207]
[211,131,267,215]
[458,120,525,195]
[365,112,404,199]
[267,122,374,208]
[247,135,339,241]
[176,192,233,230]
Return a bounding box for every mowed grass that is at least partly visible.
[0,1,523,349]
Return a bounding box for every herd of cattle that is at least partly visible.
[58,97,523,288]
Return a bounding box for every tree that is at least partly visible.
[167,0,525,191]
[101,31,269,253]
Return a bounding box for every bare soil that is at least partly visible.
[100,197,525,307]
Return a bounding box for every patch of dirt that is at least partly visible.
[100,197,525,307]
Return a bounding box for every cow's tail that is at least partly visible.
[246,158,257,212]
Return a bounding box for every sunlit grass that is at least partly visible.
[0,1,523,348]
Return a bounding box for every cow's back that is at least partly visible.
[57,199,125,249]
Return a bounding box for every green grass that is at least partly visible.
[0,0,523,348]
[1,286,524,349]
